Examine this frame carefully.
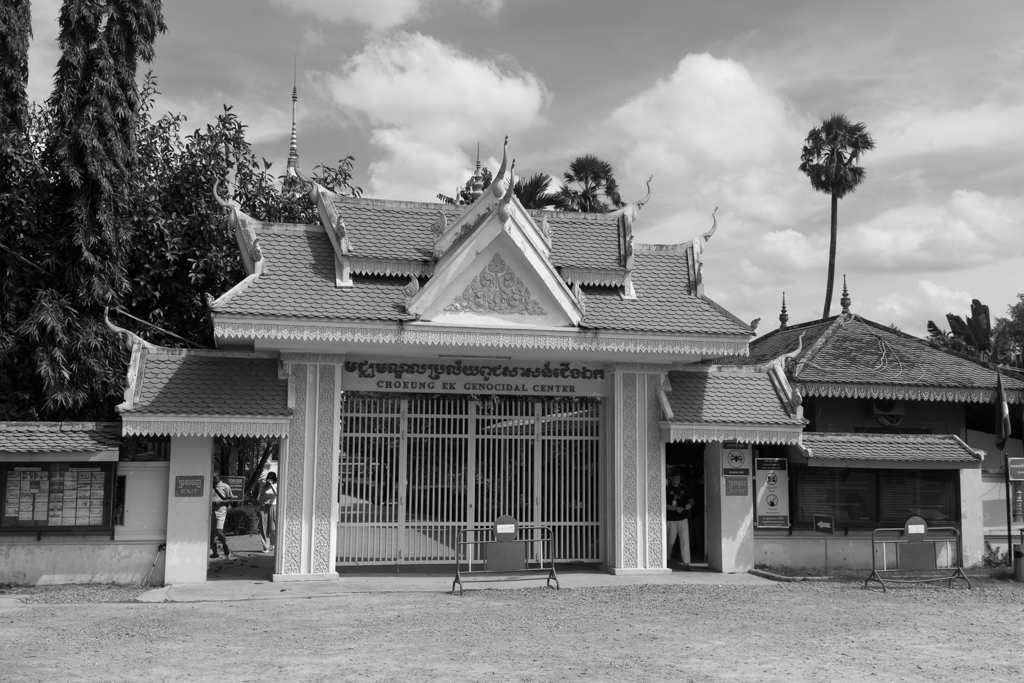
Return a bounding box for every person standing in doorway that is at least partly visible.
[210,474,235,560]
[666,468,694,569]
[258,471,278,553]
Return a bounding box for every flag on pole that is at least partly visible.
[995,370,1011,451]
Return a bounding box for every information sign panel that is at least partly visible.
[755,458,790,528]
[175,476,204,497]
[813,514,834,535]
[1008,457,1024,482]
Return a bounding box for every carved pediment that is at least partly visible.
[445,254,547,316]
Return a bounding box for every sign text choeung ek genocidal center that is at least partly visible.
[340,359,608,397]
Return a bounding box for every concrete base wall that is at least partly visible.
[755,535,874,569]
[0,540,165,585]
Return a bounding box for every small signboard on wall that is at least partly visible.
[725,476,749,497]
[755,458,790,528]
[722,443,751,476]
[341,357,608,397]
[1008,457,1024,481]
[175,476,204,497]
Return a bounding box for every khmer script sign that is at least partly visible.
[341,358,608,397]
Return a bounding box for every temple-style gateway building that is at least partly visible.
[3,135,1020,585]
[108,138,813,584]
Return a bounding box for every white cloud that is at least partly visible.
[27,0,62,106]
[152,94,291,147]
[864,280,975,337]
[844,190,1024,272]
[318,32,547,200]
[872,104,1024,163]
[270,0,503,31]
[605,53,811,243]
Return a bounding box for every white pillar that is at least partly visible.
[604,368,669,575]
[705,442,754,573]
[959,467,984,566]
[274,356,342,582]
[164,436,214,585]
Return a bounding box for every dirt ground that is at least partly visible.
[2,579,1023,682]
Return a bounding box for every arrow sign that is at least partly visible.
[813,514,834,535]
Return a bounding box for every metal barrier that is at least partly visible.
[864,516,971,592]
[452,516,559,595]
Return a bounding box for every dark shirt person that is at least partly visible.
[666,470,694,568]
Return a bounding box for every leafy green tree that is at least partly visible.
[555,154,624,213]
[0,0,31,135]
[514,172,560,210]
[122,83,362,350]
[2,1,166,419]
[799,113,875,319]
[1,70,365,420]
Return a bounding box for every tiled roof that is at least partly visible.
[331,196,625,270]
[795,316,1024,392]
[740,315,1024,399]
[666,370,803,425]
[216,227,415,321]
[331,198,461,261]
[124,349,290,417]
[799,433,983,464]
[742,318,835,365]
[217,226,750,337]
[582,250,751,335]
[545,213,624,269]
[0,422,120,453]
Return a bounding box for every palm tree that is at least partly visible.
[514,172,560,209]
[556,154,624,213]
[799,113,875,319]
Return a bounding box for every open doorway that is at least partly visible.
[666,440,706,566]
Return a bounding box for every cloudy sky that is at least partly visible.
[26,0,1024,337]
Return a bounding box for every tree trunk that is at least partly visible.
[822,192,838,319]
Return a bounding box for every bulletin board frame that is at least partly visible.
[0,461,118,537]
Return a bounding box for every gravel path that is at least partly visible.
[2,580,1023,682]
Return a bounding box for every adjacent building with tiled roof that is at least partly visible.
[737,296,1024,570]
[0,422,120,455]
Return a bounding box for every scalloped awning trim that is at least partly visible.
[214,319,751,356]
[800,382,1024,404]
[560,267,626,287]
[122,416,290,438]
[662,422,804,445]
[349,257,434,278]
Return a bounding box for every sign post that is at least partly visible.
[813,514,834,576]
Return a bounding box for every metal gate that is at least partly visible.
[337,394,601,566]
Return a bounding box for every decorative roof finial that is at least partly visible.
[469,142,484,200]
[840,275,851,314]
[779,292,789,330]
[286,58,299,176]
[497,159,517,222]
